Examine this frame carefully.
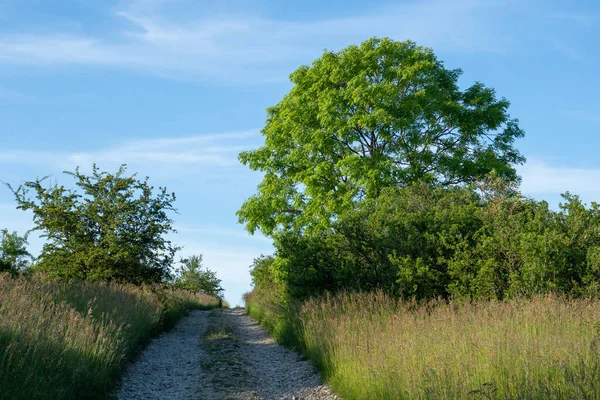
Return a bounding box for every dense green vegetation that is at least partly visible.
[0,275,219,400]
[242,37,600,399]
[0,164,225,398]
[7,165,179,283]
[252,181,600,303]
[0,229,31,274]
[246,291,600,399]
[172,254,224,299]
[238,37,524,235]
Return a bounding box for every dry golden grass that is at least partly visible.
[298,291,600,399]
[0,274,219,400]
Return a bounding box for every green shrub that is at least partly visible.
[0,229,31,274]
[262,181,600,302]
[171,255,224,299]
[7,165,179,284]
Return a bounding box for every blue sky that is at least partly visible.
[0,0,598,305]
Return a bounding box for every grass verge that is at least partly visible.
[199,310,249,391]
[246,290,600,399]
[0,274,220,400]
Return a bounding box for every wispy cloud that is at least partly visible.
[0,150,59,165]
[519,159,600,201]
[0,0,514,83]
[0,130,260,172]
[0,86,34,103]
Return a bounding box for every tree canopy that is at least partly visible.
[238,37,525,235]
[249,182,600,302]
[8,165,178,283]
[172,254,224,298]
[0,229,31,274]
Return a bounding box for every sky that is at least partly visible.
[0,0,598,305]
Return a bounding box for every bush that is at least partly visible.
[7,165,179,284]
[171,255,224,299]
[261,181,600,302]
[243,255,302,348]
[0,229,31,274]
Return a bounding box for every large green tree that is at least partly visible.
[8,165,178,283]
[238,38,525,235]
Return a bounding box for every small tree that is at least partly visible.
[0,229,31,274]
[7,165,179,284]
[173,255,224,298]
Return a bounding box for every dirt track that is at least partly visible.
[116,308,338,400]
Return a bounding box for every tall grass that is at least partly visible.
[247,290,600,399]
[244,289,302,349]
[0,274,219,400]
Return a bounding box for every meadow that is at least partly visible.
[246,290,600,400]
[0,274,219,400]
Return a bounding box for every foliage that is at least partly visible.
[238,37,525,235]
[243,255,303,348]
[0,229,31,274]
[253,179,600,302]
[172,255,224,298]
[7,165,179,284]
[239,34,599,400]
[244,287,303,350]
[447,188,600,299]
[0,274,219,400]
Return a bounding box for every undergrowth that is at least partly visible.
[0,274,219,400]
[246,289,600,399]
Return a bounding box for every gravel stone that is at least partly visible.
[198,309,338,400]
[117,309,209,400]
[116,308,339,400]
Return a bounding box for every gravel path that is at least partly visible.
[116,308,338,400]
[117,309,209,400]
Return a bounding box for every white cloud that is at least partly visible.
[0,150,61,166]
[130,131,257,148]
[519,159,600,202]
[0,0,514,83]
[0,86,34,103]
[0,130,261,172]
